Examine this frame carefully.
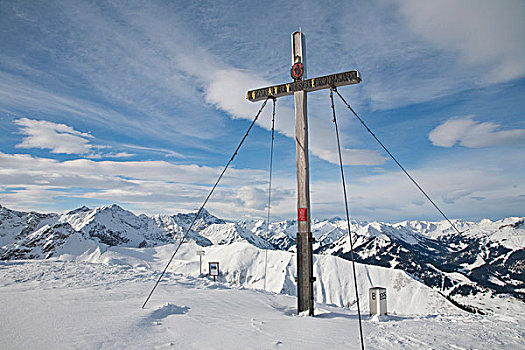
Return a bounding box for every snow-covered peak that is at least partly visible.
[199,222,272,248]
[397,217,525,249]
[1,203,524,302]
[465,217,524,249]
[3,204,524,251]
[0,205,57,246]
[171,207,226,230]
[65,206,91,215]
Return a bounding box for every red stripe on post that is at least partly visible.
[298,208,307,221]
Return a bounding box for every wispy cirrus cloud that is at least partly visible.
[398,0,525,83]
[1,0,524,221]
[428,116,525,148]
[333,0,525,111]
[120,144,185,159]
[1,0,386,166]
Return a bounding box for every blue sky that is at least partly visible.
[1,0,524,221]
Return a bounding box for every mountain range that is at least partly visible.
[1,204,523,311]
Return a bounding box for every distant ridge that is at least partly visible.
[1,204,523,303]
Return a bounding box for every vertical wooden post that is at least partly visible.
[292,30,314,316]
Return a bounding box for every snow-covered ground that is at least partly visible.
[1,242,524,349]
[69,242,459,315]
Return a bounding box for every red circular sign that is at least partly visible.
[291,62,304,79]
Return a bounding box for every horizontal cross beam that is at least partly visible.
[246,70,361,102]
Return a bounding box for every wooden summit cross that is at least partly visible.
[246,30,361,316]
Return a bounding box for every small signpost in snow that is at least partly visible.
[369,287,387,316]
[196,249,205,276]
[209,262,219,281]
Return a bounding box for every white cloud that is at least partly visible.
[233,186,268,210]
[429,116,525,148]
[88,152,135,159]
[310,156,525,221]
[398,0,525,83]
[13,118,140,158]
[189,65,386,166]
[315,148,386,166]
[1,149,523,221]
[1,1,383,166]
[204,69,273,120]
[0,152,271,218]
[2,1,524,222]
[120,144,185,159]
[330,0,525,111]
[15,118,94,155]
[0,70,131,130]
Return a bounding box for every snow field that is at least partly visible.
[69,241,459,315]
[1,258,524,349]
